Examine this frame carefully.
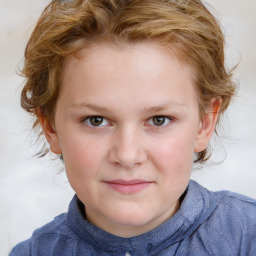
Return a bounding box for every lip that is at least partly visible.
[103,179,153,194]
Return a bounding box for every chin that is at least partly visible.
[108,208,156,227]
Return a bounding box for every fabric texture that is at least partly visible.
[10,180,256,256]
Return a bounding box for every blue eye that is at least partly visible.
[148,116,172,126]
[83,116,109,127]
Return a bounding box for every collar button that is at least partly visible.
[147,243,153,252]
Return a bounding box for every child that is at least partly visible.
[10,0,256,255]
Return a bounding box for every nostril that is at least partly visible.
[108,145,147,168]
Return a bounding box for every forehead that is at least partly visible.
[59,42,198,112]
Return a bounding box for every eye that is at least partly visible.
[83,116,109,127]
[148,116,172,127]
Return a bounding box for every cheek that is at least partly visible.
[62,137,107,198]
[150,135,195,175]
[61,135,107,176]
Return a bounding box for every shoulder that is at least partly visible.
[9,238,31,256]
[9,213,75,256]
[196,187,256,255]
[214,190,256,227]
[190,181,256,224]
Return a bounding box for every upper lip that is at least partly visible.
[103,179,153,185]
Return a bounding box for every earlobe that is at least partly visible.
[194,98,222,153]
[37,108,62,155]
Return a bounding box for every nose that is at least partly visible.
[108,127,147,168]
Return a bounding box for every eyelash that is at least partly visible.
[82,116,110,127]
[81,115,174,128]
[148,116,173,127]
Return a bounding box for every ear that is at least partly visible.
[37,108,62,155]
[194,98,222,153]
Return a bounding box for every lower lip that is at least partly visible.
[104,182,152,194]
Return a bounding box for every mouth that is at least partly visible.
[103,179,154,194]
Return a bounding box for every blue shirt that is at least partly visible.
[10,180,256,255]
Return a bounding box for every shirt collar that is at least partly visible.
[67,180,219,254]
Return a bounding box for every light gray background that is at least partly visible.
[0,0,255,255]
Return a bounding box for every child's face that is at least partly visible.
[41,42,217,237]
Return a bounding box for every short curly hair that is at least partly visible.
[20,0,237,163]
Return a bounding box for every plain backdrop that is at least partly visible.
[0,0,256,255]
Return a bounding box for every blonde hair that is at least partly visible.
[21,0,236,162]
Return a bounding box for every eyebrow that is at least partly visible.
[141,103,186,113]
[71,102,186,114]
[71,103,111,114]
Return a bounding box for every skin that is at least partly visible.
[39,42,220,238]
